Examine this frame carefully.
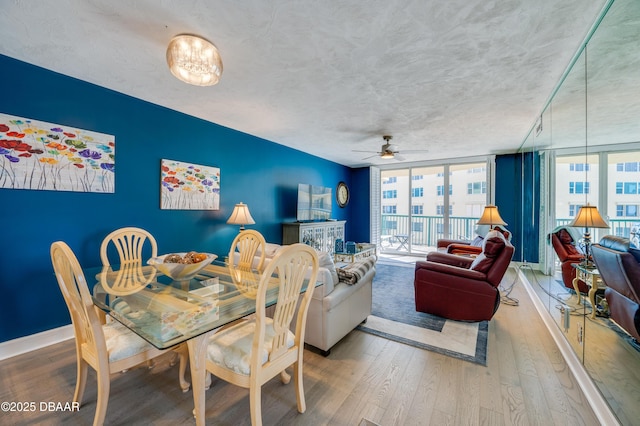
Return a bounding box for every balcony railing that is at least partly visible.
[381,214,640,250]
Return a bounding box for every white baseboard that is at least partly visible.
[517,267,620,426]
[0,325,74,361]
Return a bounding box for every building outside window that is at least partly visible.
[569,181,590,194]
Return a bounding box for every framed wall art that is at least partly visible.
[0,113,115,192]
[161,159,220,210]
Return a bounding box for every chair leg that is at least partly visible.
[249,385,262,426]
[294,361,306,413]
[280,369,291,384]
[177,346,190,392]
[94,368,110,426]
[73,358,89,405]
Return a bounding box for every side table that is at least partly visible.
[572,263,606,319]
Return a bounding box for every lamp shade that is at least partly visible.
[227,202,255,228]
[568,204,609,229]
[166,34,223,86]
[477,205,507,226]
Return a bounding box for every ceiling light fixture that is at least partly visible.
[166,34,223,86]
[380,151,394,159]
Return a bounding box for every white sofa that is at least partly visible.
[241,243,376,355]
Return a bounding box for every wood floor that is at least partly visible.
[0,267,601,426]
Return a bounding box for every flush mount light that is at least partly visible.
[166,34,223,86]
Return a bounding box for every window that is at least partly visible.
[569,181,590,194]
[570,163,590,172]
[412,222,424,232]
[617,205,639,217]
[569,204,580,217]
[467,181,486,194]
[383,176,397,184]
[382,205,397,214]
[412,187,423,197]
[625,182,638,194]
[412,205,423,215]
[617,162,640,172]
[468,167,485,173]
[412,175,423,180]
[382,190,397,199]
[437,185,452,196]
[616,182,639,194]
[437,205,453,215]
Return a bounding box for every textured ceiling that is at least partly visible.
[0,0,607,167]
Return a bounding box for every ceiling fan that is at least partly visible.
[353,135,428,161]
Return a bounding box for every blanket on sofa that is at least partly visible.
[336,256,377,285]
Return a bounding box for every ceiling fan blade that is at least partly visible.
[361,154,379,160]
[394,153,406,161]
[352,149,378,153]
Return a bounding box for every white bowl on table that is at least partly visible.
[147,253,217,281]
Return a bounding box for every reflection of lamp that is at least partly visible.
[569,203,609,267]
[166,34,223,86]
[227,202,255,231]
[477,205,507,227]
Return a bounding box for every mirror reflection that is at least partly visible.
[519,0,640,424]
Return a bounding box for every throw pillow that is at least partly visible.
[317,251,339,285]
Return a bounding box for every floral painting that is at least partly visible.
[0,113,115,192]
[161,159,220,210]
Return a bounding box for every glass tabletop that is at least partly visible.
[86,259,312,349]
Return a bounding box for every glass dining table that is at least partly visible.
[86,258,315,425]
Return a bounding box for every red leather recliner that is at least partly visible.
[414,230,515,321]
[550,227,588,293]
[591,235,640,342]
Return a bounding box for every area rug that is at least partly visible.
[357,260,488,366]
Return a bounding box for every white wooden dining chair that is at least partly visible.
[228,229,267,271]
[100,226,158,266]
[99,226,189,390]
[206,243,319,426]
[51,241,178,426]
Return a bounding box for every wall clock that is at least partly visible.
[336,181,350,207]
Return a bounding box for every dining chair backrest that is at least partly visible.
[100,226,158,266]
[256,243,318,359]
[228,229,266,271]
[52,241,108,369]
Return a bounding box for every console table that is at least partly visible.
[283,220,345,255]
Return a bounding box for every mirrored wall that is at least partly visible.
[518,0,640,424]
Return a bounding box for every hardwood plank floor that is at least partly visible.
[0,267,601,425]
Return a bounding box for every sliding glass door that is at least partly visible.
[379,160,489,255]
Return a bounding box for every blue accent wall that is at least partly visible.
[496,153,539,263]
[0,55,358,342]
[348,167,371,242]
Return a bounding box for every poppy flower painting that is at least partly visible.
[0,113,115,192]
[161,159,220,210]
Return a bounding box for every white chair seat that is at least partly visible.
[103,320,156,363]
[207,318,294,375]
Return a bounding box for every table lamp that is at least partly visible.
[227,202,255,231]
[569,203,609,267]
[477,205,507,227]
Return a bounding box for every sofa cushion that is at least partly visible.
[257,243,283,258]
[470,231,506,273]
[317,251,339,286]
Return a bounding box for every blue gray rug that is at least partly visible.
[357,260,488,365]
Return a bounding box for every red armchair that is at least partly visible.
[550,227,588,293]
[414,231,515,321]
